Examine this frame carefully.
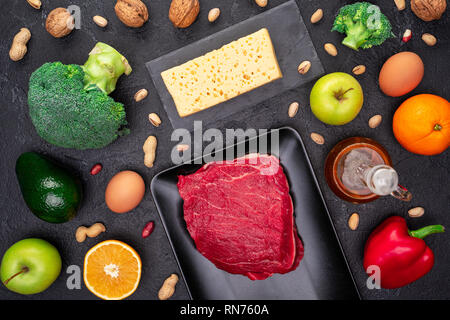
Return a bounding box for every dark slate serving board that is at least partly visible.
[151,128,360,299]
[146,0,324,131]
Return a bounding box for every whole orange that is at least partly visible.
[393,94,450,155]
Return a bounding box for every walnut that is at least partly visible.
[411,0,447,21]
[45,8,74,38]
[115,0,149,28]
[169,0,200,28]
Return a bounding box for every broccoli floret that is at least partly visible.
[332,2,394,50]
[28,43,131,150]
[83,42,131,94]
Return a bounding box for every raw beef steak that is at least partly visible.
[177,154,304,280]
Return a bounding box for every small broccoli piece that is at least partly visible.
[332,2,394,50]
[28,43,131,150]
[83,42,132,94]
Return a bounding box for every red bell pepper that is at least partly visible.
[363,216,445,289]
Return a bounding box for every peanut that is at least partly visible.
[348,213,359,230]
[26,0,41,9]
[394,0,406,11]
[76,223,106,243]
[408,207,425,218]
[9,28,31,62]
[208,8,220,22]
[255,0,268,8]
[148,113,162,127]
[422,33,437,46]
[310,133,324,145]
[352,65,366,75]
[158,274,179,300]
[288,102,299,118]
[143,136,157,168]
[134,89,148,102]
[310,9,323,24]
[368,115,382,128]
[298,60,311,75]
[93,15,108,27]
[324,43,338,56]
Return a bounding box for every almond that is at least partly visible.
[352,65,366,75]
[134,89,148,102]
[93,15,108,27]
[255,0,268,8]
[148,113,161,127]
[310,9,323,24]
[408,207,425,218]
[26,0,41,9]
[288,102,299,118]
[298,60,311,75]
[368,115,382,128]
[394,0,406,11]
[310,133,324,145]
[348,213,359,230]
[176,144,190,152]
[422,33,437,46]
[208,8,220,22]
[324,43,338,56]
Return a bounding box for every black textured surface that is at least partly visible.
[0,0,449,300]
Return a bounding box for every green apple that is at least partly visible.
[0,238,62,295]
[310,72,364,125]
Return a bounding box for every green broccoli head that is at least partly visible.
[27,43,131,150]
[332,2,394,50]
[28,61,129,150]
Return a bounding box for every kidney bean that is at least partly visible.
[142,221,155,238]
[90,163,103,175]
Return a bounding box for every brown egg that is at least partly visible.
[379,52,424,97]
[105,171,145,213]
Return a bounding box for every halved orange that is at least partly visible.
[84,240,142,300]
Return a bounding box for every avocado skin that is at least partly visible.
[15,152,82,223]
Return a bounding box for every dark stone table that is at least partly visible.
[0,0,448,300]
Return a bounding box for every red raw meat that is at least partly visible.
[178,154,304,280]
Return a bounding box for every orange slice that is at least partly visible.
[84,240,142,300]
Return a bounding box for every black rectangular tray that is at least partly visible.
[150,127,360,300]
[146,0,324,131]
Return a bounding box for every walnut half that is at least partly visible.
[115,0,149,28]
[411,0,447,21]
[169,0,200,28]
[45,8,74,38]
